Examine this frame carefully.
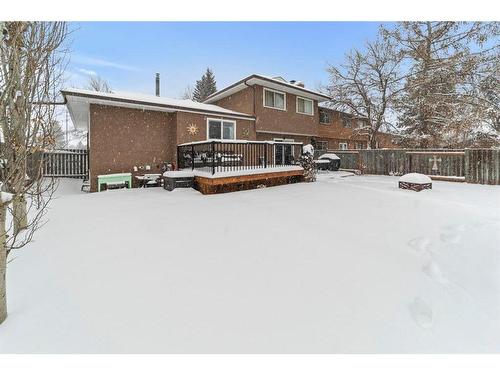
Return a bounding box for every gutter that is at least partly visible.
[205,74,332,103]
[61,90,256,121]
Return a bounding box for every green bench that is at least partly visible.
[97,173,132,192]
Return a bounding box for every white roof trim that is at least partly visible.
[204,74,331,104]
[63,88,255,130]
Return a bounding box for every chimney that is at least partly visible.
[289,79,305,88]
[155,73,160,96]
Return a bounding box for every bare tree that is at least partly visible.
[180,84,194,100]
[382,22,499,147]
[0,21,69,324]
[326,36,403,149]
[86,75,112,93]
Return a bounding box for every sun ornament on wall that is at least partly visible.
[187,123,198,136]
[242,128,250,138]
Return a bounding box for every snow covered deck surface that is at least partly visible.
[1,173,499,353]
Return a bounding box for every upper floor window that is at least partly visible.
[264,88,286,111]
[317,141,328,150]
[355,141,366,150]
[341,115,352,128]
[207,119,235,140]
[357,119,365,129]
[339,142,348,150]
[319,110,331,124]
[296,96,314,116]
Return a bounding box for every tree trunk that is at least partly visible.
[0,204,8,324]
[13,194,28,236]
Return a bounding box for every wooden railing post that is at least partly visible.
[211,141,216,175]
[264,143,267,168]
[191,144,195,171]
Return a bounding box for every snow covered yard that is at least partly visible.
[0,173,499,353]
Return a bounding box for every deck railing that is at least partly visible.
[177,140,303,175]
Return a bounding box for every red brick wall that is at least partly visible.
[89,104,176,191]
[214,85,319,138]
[89,105,256,191]
[175,111,255,144]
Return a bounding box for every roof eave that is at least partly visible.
[204,74,331,104]
[61,90,256,121]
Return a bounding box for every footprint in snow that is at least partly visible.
[407,237,431,253]
[409,297,434,329]
[439,231,462,244]
[422,259,449,286]
[439,224,465,244]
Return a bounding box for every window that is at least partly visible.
[339,142,348,150]
[319,110,330,124]
[357,119,365,129]
[342,115,352,128]
[207,119,236,140]
[296,97,314,115]
[264,88,286,110]
[355,141,366,150]
[317,141,328,150]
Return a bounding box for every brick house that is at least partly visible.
[315,106,401,151]
[62,74,399,191]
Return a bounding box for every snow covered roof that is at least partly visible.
[203,74,331,104]
[318,103,369,120]
[62,88,255,130]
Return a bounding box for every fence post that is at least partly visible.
[464,149,471,183]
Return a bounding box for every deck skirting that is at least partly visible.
[194,169,304,194]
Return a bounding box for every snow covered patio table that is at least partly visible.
[1,174,499,353]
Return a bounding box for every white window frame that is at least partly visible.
[319,110,330,124]
[263,88,286,111]
[206,118,237,140]
[317,140,328,150]
[339,142,348,150]
[272,138,296,165]
[296,96,314,116]
[355,141,365,150]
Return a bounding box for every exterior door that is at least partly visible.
[274,143,293,165]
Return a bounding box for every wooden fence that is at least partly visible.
[316,148,500,185]
[42,148,88,178]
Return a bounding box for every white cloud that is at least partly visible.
[72,54,141,72]
[77,68,97,76]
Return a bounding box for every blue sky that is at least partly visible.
[67,22,385,97]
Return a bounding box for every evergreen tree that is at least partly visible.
[192,68,217,102]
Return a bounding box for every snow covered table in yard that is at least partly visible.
[135,174,161,188]
[163,171,195,191]
[399,173,432,192]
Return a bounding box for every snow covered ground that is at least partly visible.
[1,173,499,353]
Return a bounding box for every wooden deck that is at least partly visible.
[194,169,304,194]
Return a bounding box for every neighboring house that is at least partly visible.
[62,74,399,191]
[316,105,401,151]
[316,106,370,150]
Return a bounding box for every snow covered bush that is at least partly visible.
[300,144,316,182]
